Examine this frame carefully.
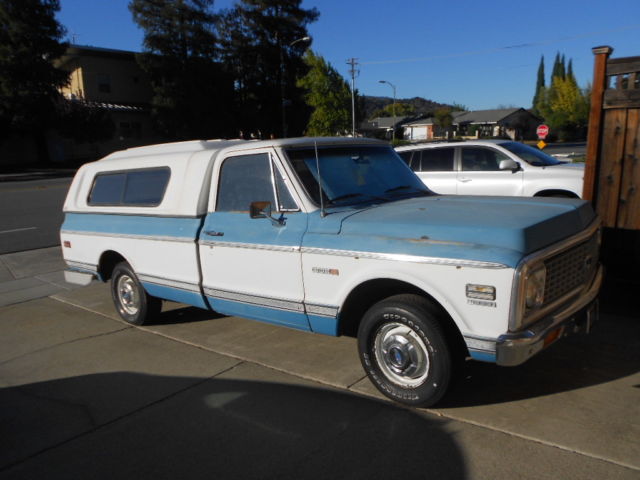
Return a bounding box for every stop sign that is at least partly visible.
[537,124,549,139]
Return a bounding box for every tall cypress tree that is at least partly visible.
[551,52,562,80]
[532,55,545,115]
[0,0,68,160]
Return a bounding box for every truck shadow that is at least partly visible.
[152,305,226,325]
[1,373,466,479]
[441,308,640,407]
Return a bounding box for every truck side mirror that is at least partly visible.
[250,201,271,219]
[499,159,520,173]
[250,201,285,227]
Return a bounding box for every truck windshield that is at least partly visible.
[500,141,563,166]
[285,145,431,206]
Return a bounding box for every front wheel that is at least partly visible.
[357,294,454,407]
[110,262,161,325]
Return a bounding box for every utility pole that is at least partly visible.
[346,58,359,137]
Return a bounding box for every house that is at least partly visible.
[360,116,412,139]
[401,112,466,141]
[402,108,541,142]
[53,44,159,161]
[452,108,541,140]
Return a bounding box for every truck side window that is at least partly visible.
[88,168,170,206]
[217,154,276,212]
[274,167,298,211]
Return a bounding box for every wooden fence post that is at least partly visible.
[583,46,613,203]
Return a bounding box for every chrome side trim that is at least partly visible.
[204,287,305,313]
[64,210,203,219]
[198,241,508,269]
[199,240,300,253]
[463,335,497,354]
[302,247,508,269]
[137,274,201,293]
[66,260,98,274]
[306,303,340,318]
[61,230,195,244]
[203,287,340,318]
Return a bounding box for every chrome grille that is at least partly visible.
[543,232,600,305]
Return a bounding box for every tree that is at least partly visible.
[531,55,545,115]
[296,50,351,136]
[434,107,453,138]
[0,0,68,160]
[217,0,319,137]
[129,0,233,139]
[370,102,415,119]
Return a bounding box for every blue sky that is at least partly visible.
[57,0,640,110]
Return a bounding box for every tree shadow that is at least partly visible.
[1,373,466,480]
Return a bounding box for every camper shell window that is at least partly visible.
[88,167,170,207]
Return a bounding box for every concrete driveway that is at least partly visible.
[0,248,638,479]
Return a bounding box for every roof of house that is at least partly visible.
[361,116,412,130]
[453,108,523,125]
[55,44,138,68]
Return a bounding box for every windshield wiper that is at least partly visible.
[385,185,431,196]
[328,192,389,205]
[328,192,364,203]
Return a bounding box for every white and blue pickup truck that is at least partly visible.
[61,137,602,406]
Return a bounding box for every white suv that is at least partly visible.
[396,140,584,197]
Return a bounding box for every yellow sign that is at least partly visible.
[537,140,547,150]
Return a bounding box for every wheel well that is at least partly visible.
[98,251,127,281]
[338,278,468,356]
[534,189,579,198]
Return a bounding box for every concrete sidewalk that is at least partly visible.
[0,248,639,479]
[0,247,84,307]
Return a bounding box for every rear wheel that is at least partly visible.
[357,294,454,407]
[110,262,161,325]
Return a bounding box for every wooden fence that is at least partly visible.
[584,46,640,231]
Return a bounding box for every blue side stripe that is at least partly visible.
[208,297,312,331]
[469,350,497,363]
[62,213,202,238]
[142,282,208,309]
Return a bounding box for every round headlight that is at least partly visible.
[525,264,546,309]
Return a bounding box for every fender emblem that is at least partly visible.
[312,267,339,276]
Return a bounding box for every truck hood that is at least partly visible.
[305,195,596,268]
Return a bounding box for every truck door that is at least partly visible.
[198,149,310,330]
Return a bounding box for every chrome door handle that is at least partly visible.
[458,178,472,183]
[204,231,224,237]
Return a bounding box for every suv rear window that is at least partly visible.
[88,168,170,206]
[420,148,455,171]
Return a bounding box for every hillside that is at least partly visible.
[363,96,451,120]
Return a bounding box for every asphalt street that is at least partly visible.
[0,178,71,255]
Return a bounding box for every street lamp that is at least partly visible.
[379,80,397,143]
[280,36,311,138]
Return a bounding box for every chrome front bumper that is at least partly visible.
[495,264,603,367]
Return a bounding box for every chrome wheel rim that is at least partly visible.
[117,274,140,315]
[374,322,430,388]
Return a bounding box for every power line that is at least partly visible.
[360,23,640,66]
